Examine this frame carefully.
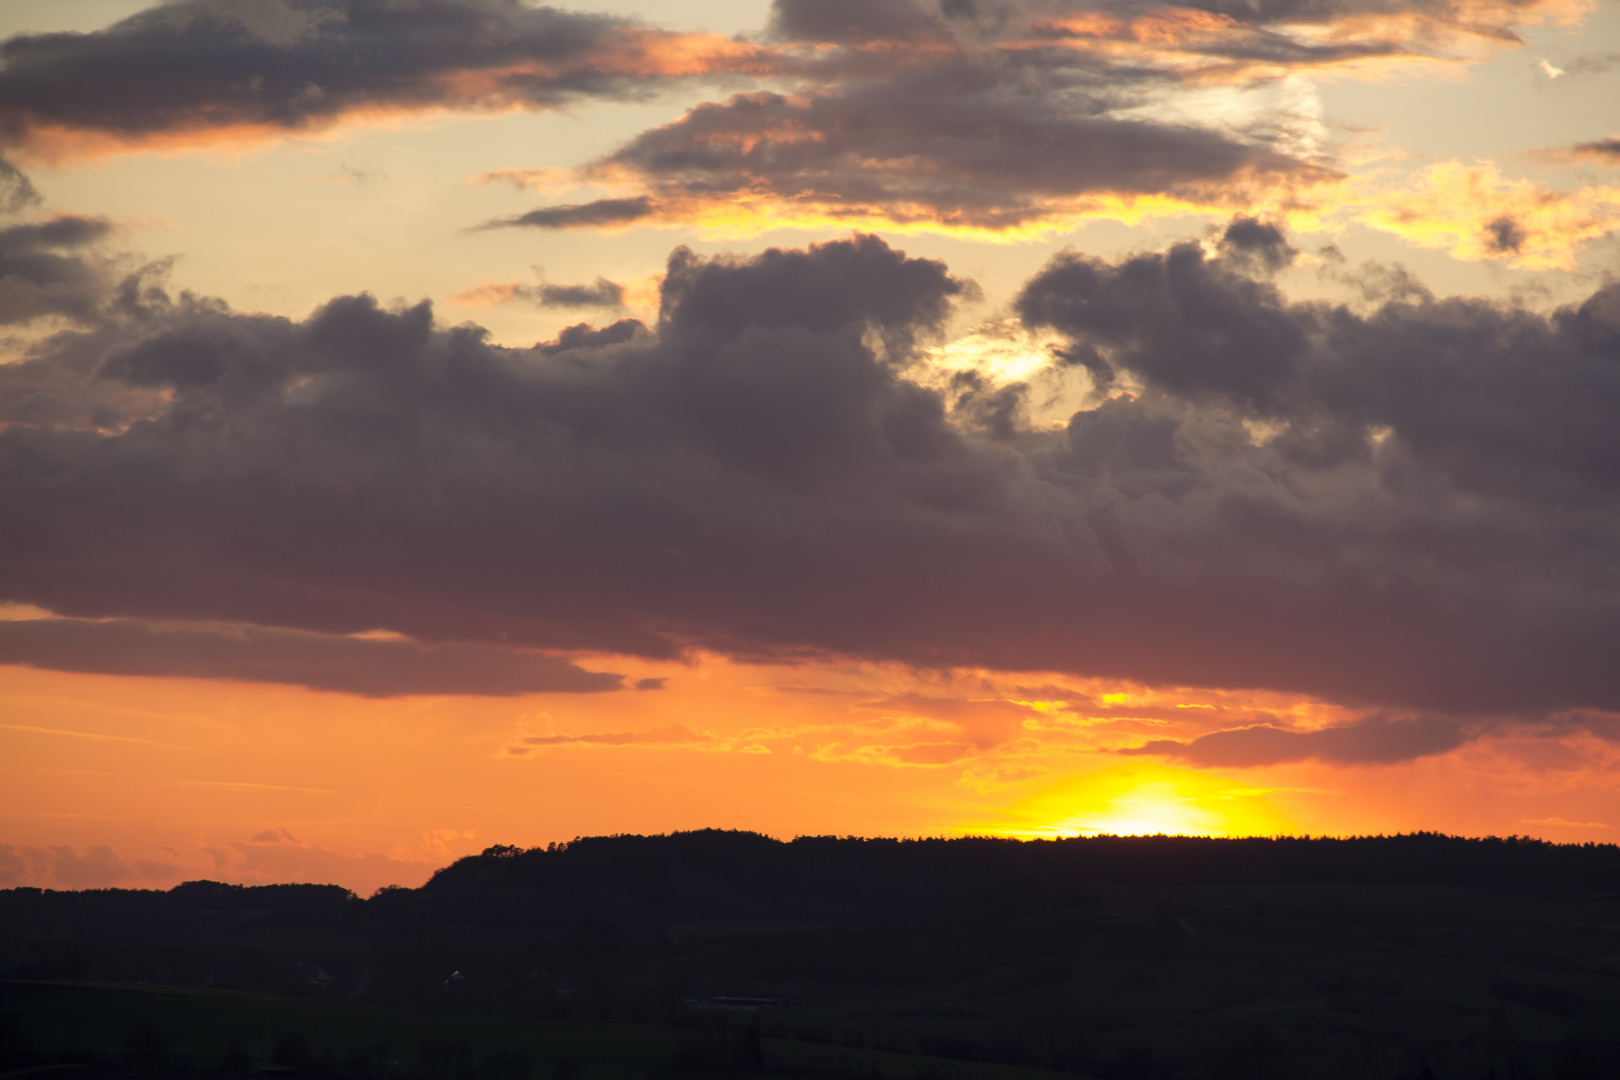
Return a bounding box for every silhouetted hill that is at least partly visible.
[6,831,1620,1080]
[427,829,1620,897]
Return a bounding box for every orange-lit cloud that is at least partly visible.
[486,81,1339,239]
[450,277,626,311]
[1022,0,1592,83]
[0,1,791,164]
[1349,162,1620,269]
[1537,135,1620,167]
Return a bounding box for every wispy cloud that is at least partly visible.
[504,724,712,755]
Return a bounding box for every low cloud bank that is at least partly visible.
[0,617,623,696]
[1,221,1618,722]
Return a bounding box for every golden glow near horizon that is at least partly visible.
[3,0,1620,893]
[4,648,1618,892]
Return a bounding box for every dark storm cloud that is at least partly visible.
[1120,715,1476,766]
[0,618,623,696]
[0,0,780,158]
[3,228,1620,719]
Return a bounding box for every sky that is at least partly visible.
[2,0,1620,895]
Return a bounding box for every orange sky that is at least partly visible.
[5,651,1617,894]
[3,0,1620,894]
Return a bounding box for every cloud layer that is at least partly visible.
[483,0,1591,238]
[2,0,1605,250]
[0,0,780,161]
[1120,714,1476,767]
[0,616,622,696]
[2,223,1619,718]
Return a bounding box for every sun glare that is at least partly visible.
[978,765,1292,839]
[1047,781,1228,837]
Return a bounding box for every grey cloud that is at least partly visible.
[492,197,655,231]
[0,0,777,157]
[539,317,646,355]
[1569,136,1620,163]
[480,0,1583,235]
[1485,215,1528,254]
[0,152,39,212]
[768,0,1443,52]
[0,844,25,885]
[2,230,1620,720]
[535,278,625,309]
[1120,715,1476,766]
[530,75,1329,232]
[132,859,182,881]
[1562,52,1620,77]
[1016,219,1307,406]
[770,0,948,44]
[36,844,131,888]
[489,277,627,309]
[765,0,1484,76]
[0,617,624,697]
[0,213,117,325]
[1573,713,1620,743]
[1218,215,1297,274]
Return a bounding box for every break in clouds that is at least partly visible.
[2,214,1619,748]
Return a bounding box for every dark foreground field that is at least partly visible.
[5,832,1620,1080]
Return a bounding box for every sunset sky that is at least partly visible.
[3,0,1620,895]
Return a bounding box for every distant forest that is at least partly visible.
[5,831,1620,1080]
